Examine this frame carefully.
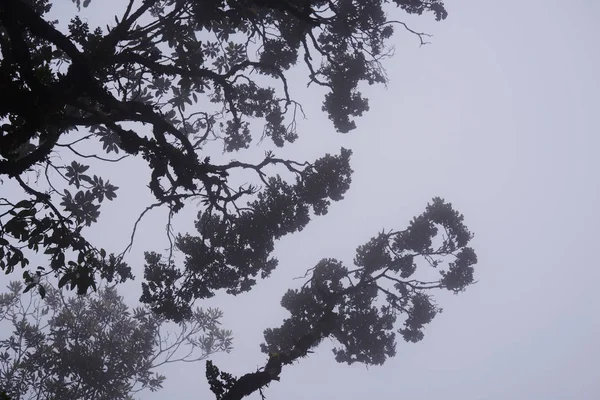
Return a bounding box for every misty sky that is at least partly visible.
[2,0,599,399]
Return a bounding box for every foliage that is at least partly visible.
[206,197,476,400]
[0,1,482,399]
[0,281,232,400]
[1,0,444,315]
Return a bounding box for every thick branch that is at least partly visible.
[1,0,86,64]
[221,308,336,400]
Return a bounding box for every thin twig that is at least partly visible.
[119,202,163,259]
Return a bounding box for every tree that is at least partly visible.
[0,280,232,399]
[207,197,476,400]
[0,1,479,399]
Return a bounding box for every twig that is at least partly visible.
[118,201,163,260]
[59,144,129,162]
[384,20,433,46]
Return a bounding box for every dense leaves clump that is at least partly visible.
[0,1,482,400]
[0,281,232,400]
[1,0,445,307]
[207,198,478,400]
[261,198,476,365]
[142,149,353,320]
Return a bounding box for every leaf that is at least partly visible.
[44,247,58,255]
[7,251,21,268]
[58,274,70,288]
[23,283,36,293]
[15,200,33,209]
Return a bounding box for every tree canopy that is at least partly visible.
[0,280,231,399]
[0,0,479,399]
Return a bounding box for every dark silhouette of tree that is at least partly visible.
[0,0,446,316]
[0,1,481,399]
[207,197,477,400]
[0,280,232,399]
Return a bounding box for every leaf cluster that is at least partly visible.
[261,198,476,365]
[0,280,232,400]
[0,1,484,400]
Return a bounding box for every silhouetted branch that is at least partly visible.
[384,20,433,46]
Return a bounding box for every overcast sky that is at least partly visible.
[3,0,600,399]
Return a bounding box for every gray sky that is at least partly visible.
[3,0,600,399]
